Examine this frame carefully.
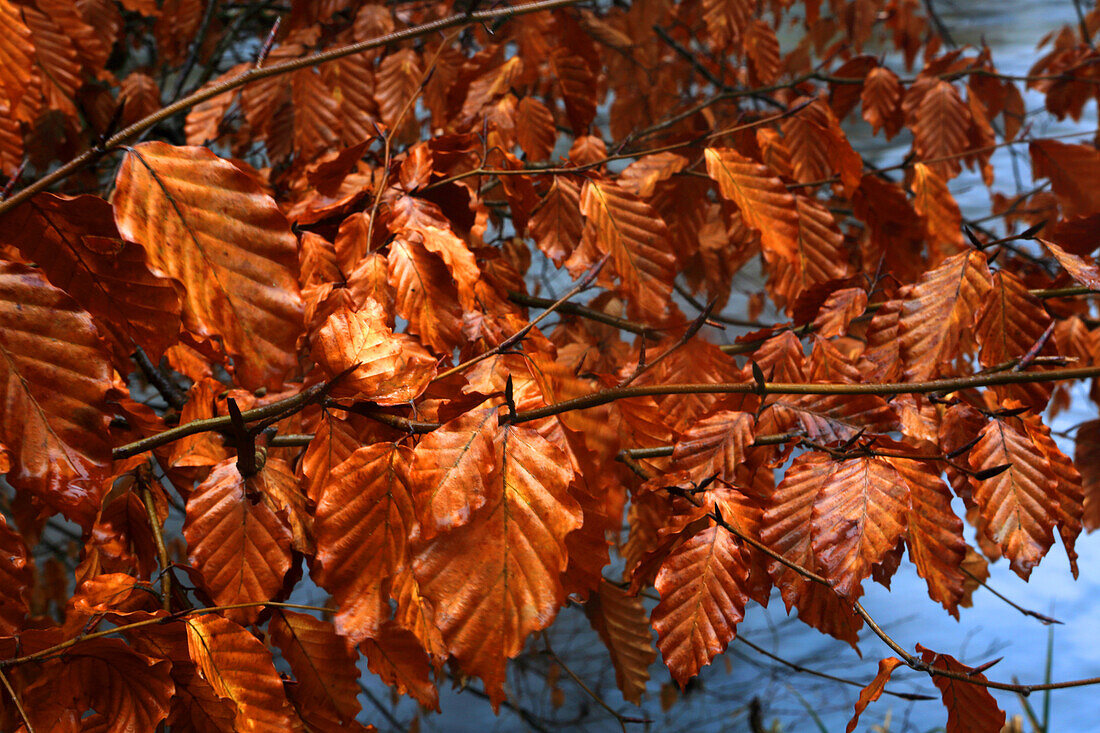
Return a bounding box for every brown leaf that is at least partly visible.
[530,177,583,267]
[671,410,755,484]
[911,162,965,258]
[846,657,905,733]
[387,234,465,354]
[1042,238,1100,289]
[0,193,182,367]
[21,637,173,732]
[912,80,970,181]
[968,416,1058,579]
[313,442,415,643]
[917,645,1006,733]
[269,610,362,724]
[516,96,556,161]
[861,67,904,139]
[810,457,908,598]
[651,488,756,686]
[361,619,440,711]
[1075,420,1100,531]
[705,147,799,265]
[412,424,581,709]
[112,142,303,389]
[1031,139,1100,217]
[0,260,114,527]
[898,250,992,381]
[185,614,297,731]
[584,579,656,705]
[182,458,294,624]
[578,179,676,321]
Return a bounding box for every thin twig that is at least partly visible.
[138,471,173,612]
[0,667,33,733]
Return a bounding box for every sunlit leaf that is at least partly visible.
[112,142,303,389]
[182,458,294,624]
[917,645,1006,733]
[705,147,799,265]
[412,424,581,708]
[185,614,297,731]
[0,260,114,527]
[313,442,415,643]
[269,610,362,724]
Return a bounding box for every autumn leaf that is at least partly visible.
[898,250,992,381]
[112,141,303,389]
[578,179,677,321]
[917,645,1006,733]
[911,80,970,181]
[846,657,905,733]
[1030,139,1100,217]
[0,260,115,527]
[269,610,362,724]
[968,415,1059,579]
[182,458,294,624]
[408,402,499,538]
[810,457,909,598]
[185,614,297,731]
[651,488,757,686]
[705,147,799,265]
[361,619,440,711]
[585,579,656,705]
[412,424,581,708]
[313,442,415,643]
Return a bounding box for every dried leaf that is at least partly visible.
[113,142,303,389]
[585,579,656,705]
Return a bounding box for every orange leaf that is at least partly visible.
[387,234,465,354]
[651,488,756,686]
[1042,238,1100,289]
[361,619,440,711]
[530,177,583,267]
[374,48,422,143]
[810,457,908,598]
[112,142,304,389]
[578,179,677,321]
[917,645,1006,733]
[671,410,755,484]
[185,614,297,731]
[898,250,992,381]
[912,80,970,181]
[313,442,415,643]
[846,657,904,732]
[269,610,362,724]
[882,451,967,615]
[812,287,868,338]
[412,424,581,708]
[1023,415,1085,578]
[1075,420,1100,531]
[548,46,596,134]
[910,162,965,258]
[584,579,656,705]
[619,153,689,198]
[312,300,435,404]
[968,416,1058,579]
[861,67,903,139]
[0,193,181,366]
[1031,139,1100,217]
[0,260,114,527]
[291,67,342,156]
[516,96,556,161]
[975,270,1054,410]
[761,452,862,646]
[781,98,862,194]
[768,194,854,306]
[0,0,37,119]
[705,147,799,265]
[21,637,173,732]
[759,392,899,444]
[408,402,499,539]
[182,458,294,624]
